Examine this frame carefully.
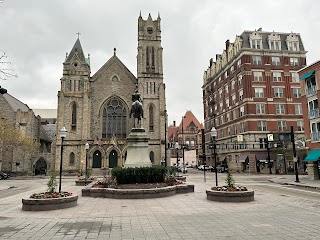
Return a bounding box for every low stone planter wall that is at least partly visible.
[176,184,194,194]
[75,180,94,186]
[22,195,78,211]
[175,176,186,182]
[82,183,195,199]
[206,190,254,202]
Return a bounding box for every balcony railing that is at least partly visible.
[311,131,320,141]
[307,85,317,97]
[308,108,320,119]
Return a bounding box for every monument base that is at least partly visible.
[124,128,152,168]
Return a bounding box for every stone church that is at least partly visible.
[55,13,167,174]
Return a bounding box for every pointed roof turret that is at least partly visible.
[65,38,86,63]
[147,13,153,21]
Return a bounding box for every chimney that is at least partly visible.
[173,121,176,127]
[225,39,230,50]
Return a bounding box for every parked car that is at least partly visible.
[197,165,213,171]
[0,172,9,180]
[212,166,228,173]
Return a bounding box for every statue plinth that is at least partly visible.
[124,128,152,168]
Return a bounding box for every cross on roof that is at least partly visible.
[76,31,81,39]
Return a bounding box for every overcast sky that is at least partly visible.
[1,0,319,125]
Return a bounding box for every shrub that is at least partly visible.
[47,171,57,194]
[111,165,166,184]
[225,171,235,188]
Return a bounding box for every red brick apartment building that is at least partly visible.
[202,29,308,174]
[168,111,203,166]
[299,61,320,180]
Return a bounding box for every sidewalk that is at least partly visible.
[269,174,320,189]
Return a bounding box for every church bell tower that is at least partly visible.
[137,12,167,165]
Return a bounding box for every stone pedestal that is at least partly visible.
[307,162,319,180]
[124,128,152,168]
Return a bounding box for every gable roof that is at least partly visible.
[1,93,29,112]
[91,53,137,83]
[179,111,203,131]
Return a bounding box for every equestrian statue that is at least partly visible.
[130,84,144,128]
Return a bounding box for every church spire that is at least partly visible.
[65,38,86,63]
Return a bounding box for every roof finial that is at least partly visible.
[158,11,160,19]
[76,31,81,39]
[114,48,116,56]
[139,10,142,17]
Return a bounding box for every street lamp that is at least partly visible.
[85,142,89,186]
[175,142,180,177]
[164,110,167,167]
[290,126,300,182]
[210,127,218,187]
[181,115,186,174]
[59,127,67,193]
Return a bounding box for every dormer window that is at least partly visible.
[286,33,300,51]
[249,32,263,49]
[268,33,281,50]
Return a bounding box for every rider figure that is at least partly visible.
[132,84,142,105]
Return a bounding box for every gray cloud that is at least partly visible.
[0,0,319,125]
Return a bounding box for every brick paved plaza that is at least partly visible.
[0,171,319,240]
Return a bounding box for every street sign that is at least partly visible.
[267,134,274,142]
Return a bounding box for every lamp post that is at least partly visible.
[59,127,67,193]
[181,115,186,174]
[85,142,89,186]
[210,127,218,187]
[175,142,180,177]
[164,110,167,167]
[266,136,272,174]
[291,126,299,182]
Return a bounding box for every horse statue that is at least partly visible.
[130,84,144,128]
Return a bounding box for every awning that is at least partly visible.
[301,70,315,80]
[304,149,320,162]
[239,154,248,163]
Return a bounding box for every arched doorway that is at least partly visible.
[35,158,47,175]
[92,150,102,168]
[109,150,118,168]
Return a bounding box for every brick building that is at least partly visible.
[168,111,203,167]
[55,13,167,175]
[202,29,308,174]
[0,87,54,175]
[299,61,320,180]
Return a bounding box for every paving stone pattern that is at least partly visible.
[0,173,319,239]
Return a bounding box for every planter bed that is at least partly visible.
[82,182,194,199]
[22,195,78,211]
[75,180,94,186]
[206,190,254,202]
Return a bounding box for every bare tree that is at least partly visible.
[0,50,18,80]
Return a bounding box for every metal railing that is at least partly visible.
[311,131,320,141]
[308,108,320,119]
[307,85,317,97]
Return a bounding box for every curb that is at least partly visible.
[268,180,320,190]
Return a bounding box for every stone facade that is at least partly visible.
[0,89,54,175]
[55,13,166,174]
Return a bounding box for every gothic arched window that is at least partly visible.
[102,98,127,139]
[71,103,77,130]
[151,47,155,66]
[149,104,154,132]
[69,152,75,165]
[146,46,149,66]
